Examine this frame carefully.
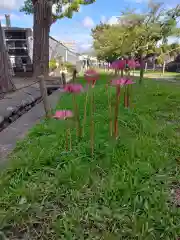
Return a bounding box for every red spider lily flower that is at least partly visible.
[110,78,126,139]
[135,61,140,67]
[110,61,118,69]
[84,69,99,87]
[111,60,126,70]
[123,78,135,108]
[127,59,136,69]
[124,78,135,85]
[117,60,126,70]
[64,84,84,93]
[63,84,83,138]
[53,110,73,120]
[111,78,127,86]
[111,78,127,98]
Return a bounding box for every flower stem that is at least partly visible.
[124,86,127,108]
[126,70,131,108]
[106,84,112,137]
[127,85,129,107]
[82,90,89,137]
[72,94,81,140]
[90,90,95,157]
[114,85,121,139]
[65,129,68,151]
[92,80,96,88]
[68,128,72,151]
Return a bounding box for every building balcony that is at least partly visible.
[8,48,29,56]
[5,30,26,40]
[6,40,27,49]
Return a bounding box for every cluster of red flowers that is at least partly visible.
[111,59,140,70]
[53,63,136,145]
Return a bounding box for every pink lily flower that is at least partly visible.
[117,60,126,70]
[135,61,140,67]
[110,61,118,69]
[123,78,135,108]
[64,84,83,93]
[124,78,135,85]
[110,77,125,139]
[53,110,73,120]
[111,60,126,70]
[111,78,127,87]
[111,78,135,87]
[84,69,99,80]
[84,69,99,87]
[63,84,83,138]
[111,60,126,77]
[127,59,136,69]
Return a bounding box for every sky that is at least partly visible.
[0,0,180,53]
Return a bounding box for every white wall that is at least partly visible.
[26,31,79,65]
[49,37,78,64]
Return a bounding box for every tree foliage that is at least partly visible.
[92,3,180,62]
[21,0,96,19]
[161,4,180,43]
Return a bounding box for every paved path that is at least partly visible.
[0,74,71,129]
[0,85,40,125]
[0,73,72,163]
[0,90,61,164]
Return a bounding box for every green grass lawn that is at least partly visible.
[134,70,180,79]
[1,74,180,239]
[145,70,179,75]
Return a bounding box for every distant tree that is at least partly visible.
[92,4,163,83]
[92,2,180,83]
[157,44,170,74]
[161,5,180,43]
[169,43,180,58]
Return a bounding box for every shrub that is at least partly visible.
[166,61,179,72]
[64,62,76,73]
[49,59,57,71]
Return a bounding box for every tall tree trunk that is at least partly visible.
[33,0,52,77]
[0,21,15,95]
[139,55,144,84]
[162,61,166,75]
[32,0,52,117]
[153,58,156,72]
[145,62,147,72]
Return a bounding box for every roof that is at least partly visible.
[49,36,79,56]
[2,27,32,31]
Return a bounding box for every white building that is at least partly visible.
[2,26,79,73]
